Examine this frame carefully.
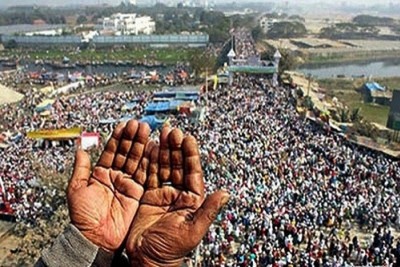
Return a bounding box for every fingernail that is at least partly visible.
[220,194,230,206]
[208,211,217,221]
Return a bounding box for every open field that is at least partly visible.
[318,77,397,126]
[0,47,201,65]
[264,38,400,64]
[0,221,17,265]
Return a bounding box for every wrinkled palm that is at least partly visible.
[67,120,151,251]
[126,127,229,266]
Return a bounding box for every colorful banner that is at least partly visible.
[81,132,100,150]
[27,127,82,139]
[227,65,277,74]
[35,99,55,113]
[213,75,218,90]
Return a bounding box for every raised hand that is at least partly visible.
[67,120,152,252]
[126,127,230,267]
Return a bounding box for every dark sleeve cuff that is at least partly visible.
[40,224,114,267]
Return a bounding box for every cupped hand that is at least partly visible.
[126,127,230,267]
[67,120,152,252]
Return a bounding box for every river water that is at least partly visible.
[297,58,400,79]
[1,58,399,79]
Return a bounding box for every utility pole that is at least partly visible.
[205,67,208,106]
[194,245,200,267]
[307,73,312,97]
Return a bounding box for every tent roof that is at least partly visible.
[227,49,236,58]
[365,82,385,92]
[0,84,24,106]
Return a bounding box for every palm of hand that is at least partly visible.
[67,121,151,251]
[126,128,229,266]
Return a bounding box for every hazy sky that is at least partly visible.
[0,0,393,7]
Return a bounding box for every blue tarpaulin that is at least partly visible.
[35,104,52,113]
[153,90,199,99]
[169,100,184,110]
[175,95,198,101]
[145,101,184,113]
[365,82,385,91]
[122,101,138,111]
[153,92,175,98]
[145,102,170,113]
[140,115,166,130]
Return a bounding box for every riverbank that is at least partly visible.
[302,49,400,65]
[317,77,400,126]
[263,38,400,66]
[289,71,400,157]
[298,57,400,79]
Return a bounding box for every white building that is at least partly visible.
[102,13,155,35]
[81,31,99,43]
[125,0,137,5]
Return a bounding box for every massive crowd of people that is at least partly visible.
[182,77,400,266]
[177,32,400,266]
[1,29,400,266]
[0,86,152,225]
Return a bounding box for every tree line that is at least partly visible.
[0,7,66,25]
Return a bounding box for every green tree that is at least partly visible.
[340,108,350,123]
[350,107,362,122]
[4,39,18,49]
[262,48,298,75]
[267,21,307,38]
[288,15,305,22]
[189,52,216,77]
[76,15,88,25]
[251,26,264,42]
[353,14,396,27]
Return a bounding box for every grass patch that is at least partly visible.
[375,77,400,91]
[318,78,364,92]
[360,104,390,126]
[305,50,400,65]
[319,77,392,126]
[0,47,203,65]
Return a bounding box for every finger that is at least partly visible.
[146,145,160,189]
[97,122,126,168]
[114,173,144,202]
[169,128,184,188]
[124,122,151,175]
[68,149,91,191]
[159,126,171,182]
[112,174,143,238]
[140,186,182,206]
[191,191,230,239]
[133,140,156,186]
[182,135,204,196]
[112,120,139,170]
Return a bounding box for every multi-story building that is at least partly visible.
[102,13,156,35]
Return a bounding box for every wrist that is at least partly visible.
[130,258,183,267]
[41,224,114,267]
[129,251,182,267]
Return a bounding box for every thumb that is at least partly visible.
[69,149,91,191]
[191,190,230,240]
